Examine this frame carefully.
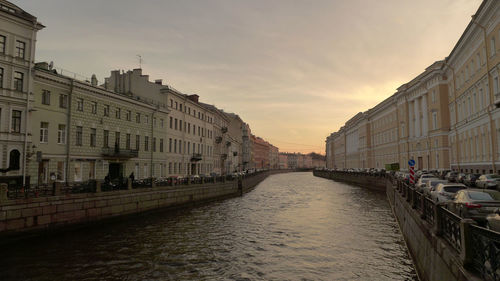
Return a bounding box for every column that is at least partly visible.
[422,94,428,136]
[414,99,420,138]
[409,100,414,138]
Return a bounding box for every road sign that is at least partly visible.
[408,159,415,167]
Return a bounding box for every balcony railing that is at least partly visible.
[191,153,202,162]
[221,127,228,134]
[102,147,138,158]
[215,136,222,144]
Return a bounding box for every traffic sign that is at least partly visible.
[408,159,415,167]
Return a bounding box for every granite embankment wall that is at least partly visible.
[312,170,386,191]
[314,170,483,281]
[0,170,288,240]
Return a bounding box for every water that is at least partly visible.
[0,172,416,280]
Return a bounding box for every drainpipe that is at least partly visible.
[22,22,38,188]
[65,79,74,184]
[472,16,497,173]
[150,109,156,178]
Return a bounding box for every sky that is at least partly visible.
[14,0,482,154]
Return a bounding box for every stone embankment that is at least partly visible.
[314,169,499,281]
[0,170,290,241]
[312,169,386,191]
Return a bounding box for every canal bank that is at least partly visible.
[314,170,497,281]
[0,170,291,241]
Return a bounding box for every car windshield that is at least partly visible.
[443,186,465,193]
[468,192,494,201]
[430,181,445,187]
[490,175,500,179]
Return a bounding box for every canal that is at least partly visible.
[0,172,416,280]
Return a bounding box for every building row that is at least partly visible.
[279,152,325,169]
[326,0,500,174]
[0,0,278,186]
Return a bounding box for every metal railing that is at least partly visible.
[438,206,462,252]
[470,225,500,281]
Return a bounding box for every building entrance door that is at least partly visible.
[108,163,123,180]
[191,163,196,175]
[417,157,423,170]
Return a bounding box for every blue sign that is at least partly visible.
[408,159,415,167]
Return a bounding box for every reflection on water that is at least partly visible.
[0,172,416,280]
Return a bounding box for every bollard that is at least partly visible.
[0,183,8,202]
[459,219,477,267]
[127,178,132,190]
[96,181,102,193]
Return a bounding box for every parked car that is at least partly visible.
[486,209,500,232]
[445,171,459,182]
[475,174,500,189]
[438,170,451,180]
[447,189,500,224]
[424,179,449,196]
[416,177,439,192]
[430,183,467,203]
[457,173,467,184]
[463,174,481,187]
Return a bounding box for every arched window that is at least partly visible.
[9,149,20,170]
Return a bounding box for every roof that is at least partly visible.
[0,0,44,28]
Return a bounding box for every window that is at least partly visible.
[74,162,82,182]
[9,150,20,170]
[41,90,51,105]
[91,102,97,114]
[0,67,3,88]
[175,118,178,130]
[59,94,68,108]
[76,126,83,146]
[432,112,437,130]
[57,161,65,181]
[152,137,156,152]
[170,117,173,129]
[144,136,149,151]
[104,105,109,116]
[153,117,156,127]
[161,119,164,128]
[103,130,109,148]
[169,138,172,152]
[180,104,183,111]
[136,113,140,123]
[160,138,163,152]
[15,40,25,59]
[495,77,499,95]
[136,135,140,150]
[115,132,120,148]
[40,122,48,143]
[11,110,21,133]
[126,133,131,149]
[116,108,121,119]
[77,98,84,111]
[179,120,182,131]
[145,115,149,124]
[174,139,177,153]
[126,110,131,121]
[90,128,96,147]
[0,35,5,53]
[58,124,66,144]
[14,71,23,91]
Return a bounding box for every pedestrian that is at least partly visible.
[129,172,135,182]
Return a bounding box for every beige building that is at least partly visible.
[0,1,44,186]
[326,0,499,173]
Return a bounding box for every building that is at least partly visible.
[0,1,44,186]
[326,0,500,173]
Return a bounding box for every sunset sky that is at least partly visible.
[15,0,482,154]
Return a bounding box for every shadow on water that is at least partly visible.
[0,172,417,281]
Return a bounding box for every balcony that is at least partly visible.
[215,136,222,144]
[102,147,138,159]
[221,127,228,134]
[221,154,228,160]
[226,141,231,147]
[191,153,202,162]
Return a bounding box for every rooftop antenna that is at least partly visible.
[137,55,143,69]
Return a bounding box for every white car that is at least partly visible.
[430,183,467,203]
[424,179,448,197]
[416,177,439,192]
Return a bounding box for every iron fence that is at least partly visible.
[470,225,500,281]
[438,206,462,252]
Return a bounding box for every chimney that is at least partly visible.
[188,94,199,103]
[155,79,162,85]
[91,74,98,86]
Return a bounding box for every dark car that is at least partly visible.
[464,174,481,187]
[447,189,500,224]
[475,174,500,189]
[486,209,500,232]
[457,173,467,184]
[445,171,459,183]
